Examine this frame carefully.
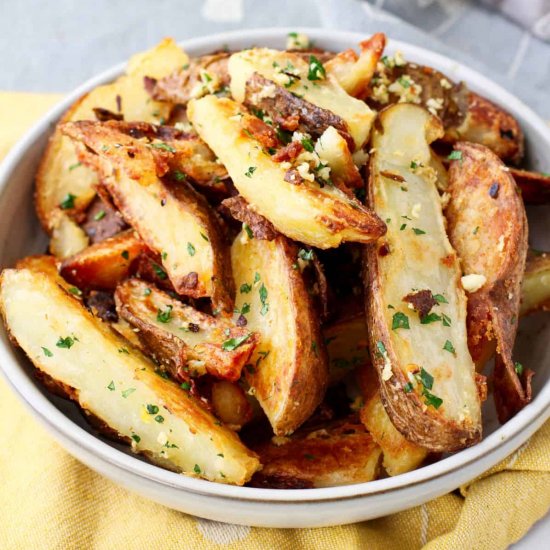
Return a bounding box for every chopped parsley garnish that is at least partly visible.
[391,311,410,330]
[244,166,257,178]
[423,390,443,409]
[420,313,441,325]
[254,272,261,283]
[443,340,456,354]
[200,232,209,242]
[173,170,187,182]
[181,381,191,391]
[412,228,426,235]
[56,336,75,349]
[68,286,82,296]
[307,55,326,81]
[222,333,252,351]
[144,288,152,296]
[131,434,141,443]
[154,415,164,423]
[400,223,407,231]
[301,137,315,152]
[107,381,115,391]
[121,388,136,398]
[146,404,159,414]
[42,347,53,357]
[240,283,252,294]
[433,294,448,304]
[514,362,524,375]
[150,142,176,153]
[376,341,387,356]
[194,464,202,474]
[157,305,173,323]
[235,303,250,315]
[442,313,452,327]
[473,226,480,235]
[59,193,76,209]
[217,453,224,458]
[121,250,130,260]
[151,262,167,279]
[447,150,462,161]
[403,382,413,393]
[259,283,269,316]
[397,76,411,88]
[68,162,81,171]
[187,242,196,256]
[118,347,129,354]
[417,367,434,390]
[93,210,106,221]
[244,223,254,239]
[298,248,314,261]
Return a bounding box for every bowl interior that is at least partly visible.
[1,28,550,502]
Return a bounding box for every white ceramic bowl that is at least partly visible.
[1,28,550,528]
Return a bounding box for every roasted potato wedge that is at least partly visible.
[323,313,369,385]
[0,266,260,484]
[508,168,550,205]
[36,38,189,231]
[115,278,258,382]
[231,230,329,436]
[365,104,481,452]
[325,33,386,99]
[211,380,253,431]
[60,230,147,291]
[521,250,550,316]
[188,95,386,249]
[229,48,375,149]
[446,142,531,423]
[49,211,90,259]
[61,120,234,312]
[366,58,524,164]
[249,417,382,488]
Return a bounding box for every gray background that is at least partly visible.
[1,0,549,547]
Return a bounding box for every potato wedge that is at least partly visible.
[49,211,90,259]
[229,48,375,149]
[521,250,550,316]
[60,230,148,290]
[323,313,369,385]
[211,380,253,431]
[188,95,385,249]
[231,230,329,435]
[325,33,386,99]
[36,38,189,231]
[508,168,550,205]
[249,417,381,488]
[115,278,258,382]
[61,120,234,312]
[0,266,259,484]
[365,104,481,452]
[445,142,531,423]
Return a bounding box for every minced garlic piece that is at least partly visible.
[388,76,423,104]
[352,148,369,168]
[372,84,389,104]
[440,78,453,90]
[426,97,444,116]
[297,162,315,182]
[461,274,487,293]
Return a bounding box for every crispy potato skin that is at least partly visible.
[249,417,382,488]
[220,196,279,240]
[232,232,329,436]
[365,105,481,452]
[60,230,147,290]
[61,120,235,313]
[0,266,259,484]
[115,278,258,382]
[446,142,531,422]
[508,168,550,205]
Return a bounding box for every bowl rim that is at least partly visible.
[1,26,550,504]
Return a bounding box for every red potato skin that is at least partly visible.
[445,141,532,423]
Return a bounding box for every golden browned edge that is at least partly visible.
[446,142,531,423]
[0,266,259,485]
[249,417,382,489]
[522,251,550,315]
[247,237,329,436]
[35,94,95,232]
[59,229,147,290]
[114,278,258,382]
[60,120,235,313]
[363,149,482,453]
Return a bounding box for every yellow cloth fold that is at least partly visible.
[1,91,549,550]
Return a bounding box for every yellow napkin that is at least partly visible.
[1,91,550,550]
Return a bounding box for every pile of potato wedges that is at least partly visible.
[2,33,549,488]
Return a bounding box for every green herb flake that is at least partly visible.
[442,313,452,327]
[151,262,167,280]
[181,381,191,391]
[187,242,196,256]
[131,434,141,443]
[121,388,136,398]
[417,367,434,390]
[307,55,326,81]
[447,150,462,161]
[154,415,164,423]
[298,248,314,261]
[240,283,252,294]
[412,228,426,235]
[397,76,411,88]
[420,313,441,325]
[222,333,252,351]
[403,382,413,393]
[173,170,187,182]
[150,142,176,153]
[68,286,82,297]
[423,390,443,409]
[244,223,254,239]
[392,311,410,330]
[473,226,479,235]
[93,209,106,221]
[301,137,315,152]
[56,336,75,349]
[254,272,260,283]
[68,162,81,171]
[144,288,152,296]
[400,223,407,231]
[194,464,202,474]
[514,362,524,375]
[118,347,129,355]
[121,250,130,260]
[107,381,116,391]
[157,305,173,323]
[146,404,159,415]
[433,294,448,304]
[245,166,257,178]
[376,340,387,356]
[59,193,76,210]
[200,232,209,242]
[259,283,269,316]
[443,340,456,354]
[217,453,224,458]
[42,347,53,357]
